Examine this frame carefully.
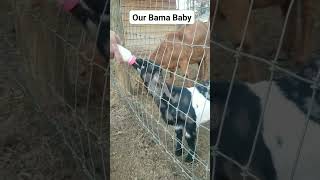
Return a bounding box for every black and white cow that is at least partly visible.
[212,60,320,180]
[132,58,210,162]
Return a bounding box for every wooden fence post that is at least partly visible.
[14,0,74,108]
[111,0,133,94]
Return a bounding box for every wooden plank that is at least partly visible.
[111,0,133,94]
[14,0,74,107]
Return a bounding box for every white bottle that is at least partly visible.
[117,44,136,65]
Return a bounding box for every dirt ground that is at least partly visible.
[109,61,210,179]
[110,89,189,179]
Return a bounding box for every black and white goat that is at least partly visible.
[212,60,320,180]
[59,0,109,60]
[131,58,210,162]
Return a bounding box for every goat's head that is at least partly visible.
[133,59,165,96]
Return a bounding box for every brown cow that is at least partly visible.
[211,0,314,82]
[150,20,210,87]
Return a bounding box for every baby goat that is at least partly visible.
[132,58,210,162]
[212,59,320,179]
[150,21,209,86]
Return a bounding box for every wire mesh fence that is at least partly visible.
[7,0,320,179]
[211,0,320,179]
[111,0,210,179]
[12,0,110,179]
[11,0,211,179]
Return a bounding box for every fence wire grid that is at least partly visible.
[11,0,210,179]
[11,0,111,180]
[112,0,210,179]
[211,0,320,180]
[7,0,320,179]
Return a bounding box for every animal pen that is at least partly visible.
[112,0,210,179]
[4,0,210,179]
[3,0,320,179]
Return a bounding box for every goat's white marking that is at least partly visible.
[187,87,210,126]
[248,82,320,180]
[185,132,191,138]
[175,125,183,130]
[153,73,160,82]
